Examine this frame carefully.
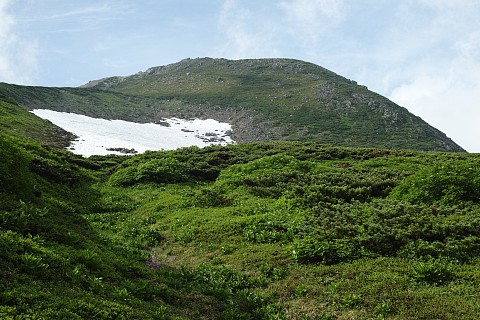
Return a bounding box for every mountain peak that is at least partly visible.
[78,58,463,152]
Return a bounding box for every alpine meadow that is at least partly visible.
[1,58,479,319]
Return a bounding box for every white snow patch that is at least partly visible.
[32,109,235,157]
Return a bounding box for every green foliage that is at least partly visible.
[412,258,456,285]
[191,185,235,207]
[294,285,308,297]
[0,135,33,203]
[1,137,480,319]
[191,265,261,292]
[244,218,295,244]
[341,293,363,309]
[29,154,82,184]
[0,99,73,147]
[292,237,358,265]
[390,161,480,205]
[217,154,316,198]
[0,202,48,234]
[259,263,287,280]
[294,200,480,263]
[218,154,314,182]
[108,156,189,186]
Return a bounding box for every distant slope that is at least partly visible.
[0,58,465,151]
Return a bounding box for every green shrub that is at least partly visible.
[244,220,294,244]
[192,185,235,207]
[294,285,308,297]
[188,265,261,294]
[412,258,456,285]
[21,253,49,273]
[106,166,137,186]
[29,154,81,184]
[0,135,33,203]
[141,225,163,246]
[108,157,189,186]
[259,264,287,280]
[175,226,197,244]
[373,299,394,317]
[217,154,314,188]
[0,202,49,234]
[291,237,358,264]
[397,239,445,260]
[390,161,480,205]
[341,293,362,309]
[136,158,189,183]
[300,200,480,263]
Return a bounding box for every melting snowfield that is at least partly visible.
[32,109,234,157]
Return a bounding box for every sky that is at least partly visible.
[1,0,479,152]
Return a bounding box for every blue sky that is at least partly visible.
[1,0,479,152]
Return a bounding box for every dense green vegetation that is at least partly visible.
[0,57,476,318]
[1,133,479,319]
[0,57,464,151]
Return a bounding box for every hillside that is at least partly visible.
[1,134,480,319]
[1,58,479,319]
[0,58,464,151]
[0,99,74,148]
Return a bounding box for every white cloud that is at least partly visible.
[388,2,480,152]
[390,64,480,153]
[278,0,345,27]
[278,0,345,45]
[216,0,346,59]
[217,0,281,59]
[45,4,112,20]
[0,0,38,84]
[18,2,134,35]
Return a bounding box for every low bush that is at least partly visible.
[29,154,81,184]
[412,258,456,285]
[108,157,189,186]
[244,219,294,244]
[191,185,235,207]
[0,135,34,203]
[390,161,480,205]
[292,237,359,264]
[293,200,480,263]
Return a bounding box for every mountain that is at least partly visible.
[0,58,464,152]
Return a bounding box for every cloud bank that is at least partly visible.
[217,0,346,59]
[387,1,480,152]
[0,0,37,84]
[278,0,345,45]
[217,0,281,58]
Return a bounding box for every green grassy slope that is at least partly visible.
[0,57,465,152]
[0,99,74,148]
[1,133,479,319]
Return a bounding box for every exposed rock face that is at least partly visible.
[106,147,138,154]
